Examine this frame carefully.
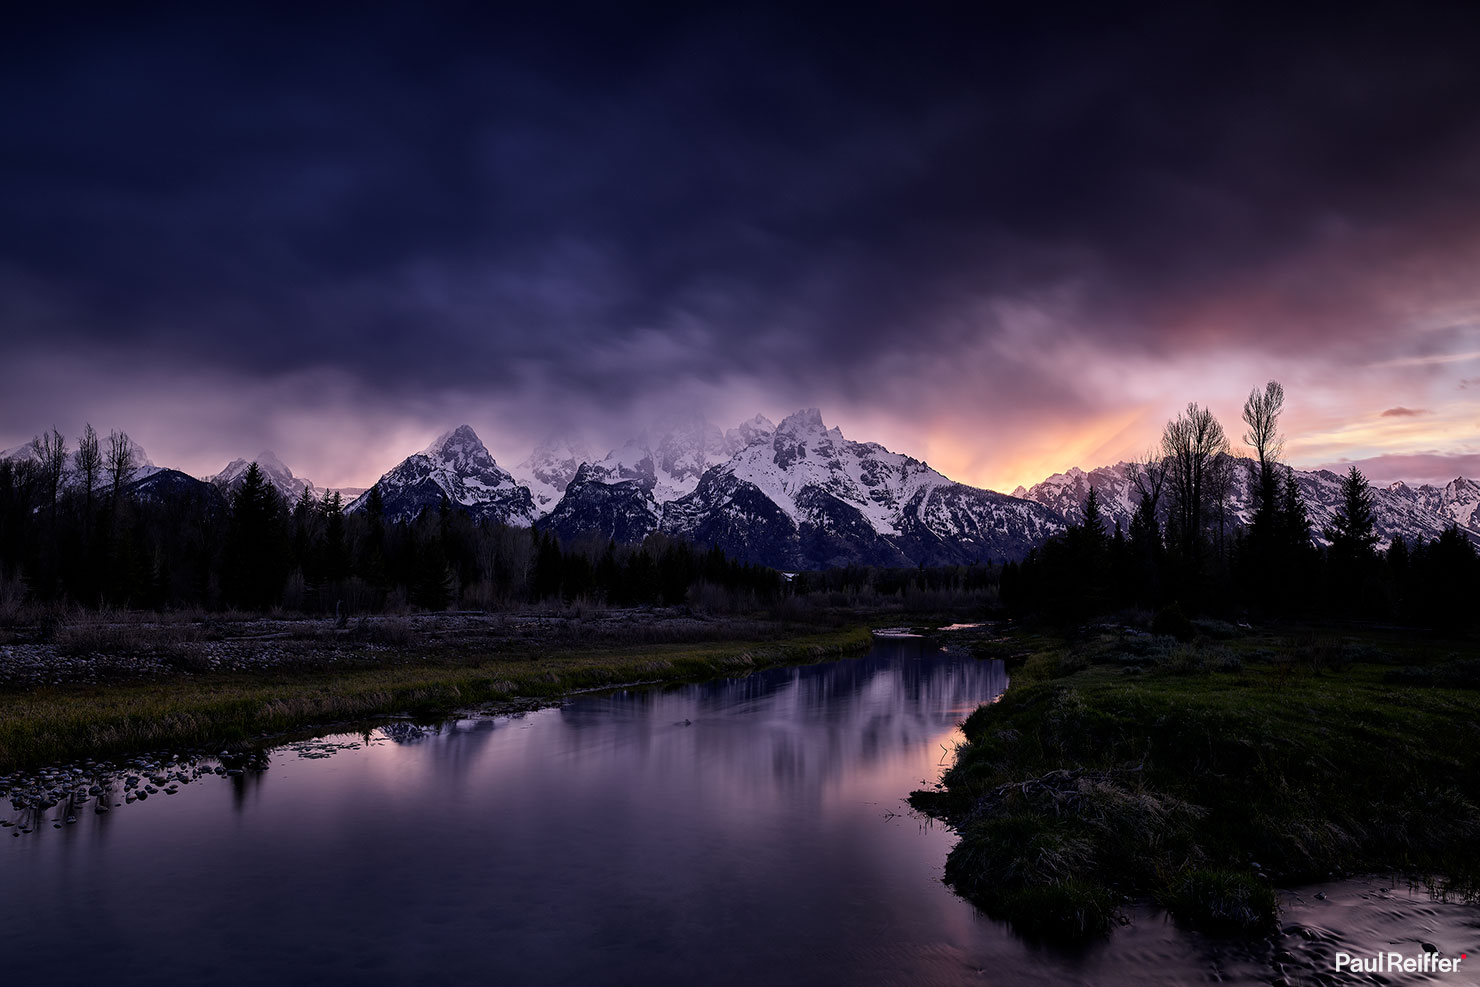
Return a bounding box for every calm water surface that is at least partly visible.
[4,638,1476,985]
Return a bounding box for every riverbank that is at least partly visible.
[0,609,877,771]
[911,620,1480,939]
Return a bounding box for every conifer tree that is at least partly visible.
[1081,486,1104,542]
[223,463,288,609]
[1280,471,1312,555]
[1326,466,1378,561]
[322,491,347,583]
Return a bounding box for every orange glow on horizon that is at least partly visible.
[921,408,1154,494]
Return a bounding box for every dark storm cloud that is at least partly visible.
[5,2,1480,479]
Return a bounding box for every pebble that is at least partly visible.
[3,748,273,839]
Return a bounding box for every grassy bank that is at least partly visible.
[911,622,1480,939]
[0,623,874,771]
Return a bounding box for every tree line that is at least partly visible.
[1002,382,1480,629]
[0,432,786,614]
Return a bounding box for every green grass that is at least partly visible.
[912,623,1480,939]
[0,626,874,771]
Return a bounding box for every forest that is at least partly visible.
[2,382,1477,630]
[1003,383,1480,629]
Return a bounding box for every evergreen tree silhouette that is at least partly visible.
[223,463,288,609]
[1326,466,1378,559]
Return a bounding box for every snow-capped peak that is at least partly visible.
[569,414,740,505]
[0,442,38,462]
[213,450,313,501]
[725,414,776,450]
[693,408,953,536]
[512,432,595,515]
[421,424,492,465]
[1016,458,1480,546]
[776,407,829,436]
[661,407,1063,565]
[350,424,534,525]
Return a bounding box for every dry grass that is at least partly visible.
[0,625,874,771]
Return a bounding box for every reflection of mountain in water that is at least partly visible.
[541,639,1009,804]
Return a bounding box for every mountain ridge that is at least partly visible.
[1015,457,1480,547]
[8,418,1475,564]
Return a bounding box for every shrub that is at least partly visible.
[1151,603,1194,641]
[1159,869,1277,930]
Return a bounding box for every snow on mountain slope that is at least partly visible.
[347,425,536,525]
[1,438,162,487]
[660,409,1064,567]
[513,434,594,516]
[1,440,162,492]
[712,409,949,537]
[1018,459,1480,546]
[0,443,37,463]
[537,462,662,544]
[581,415,745,504]
[212,450,315,502]
[1441,477,1480,530]
[1390,476,1480,533]
[725,414,777,452]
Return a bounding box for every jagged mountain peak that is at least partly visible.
[568,460,631,490]
[568,414,739,505]
[539,460,662,544]
[213,450,312,501]
[350,424,532,525]
[252,449,289,473]
[513,431,595,514]
[776,407,830,435]
[726,414,776,450]
[421,424,493,465]
[523,431,592,465]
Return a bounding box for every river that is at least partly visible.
[2,636,1474,984]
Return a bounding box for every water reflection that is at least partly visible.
[4,640,1472,985]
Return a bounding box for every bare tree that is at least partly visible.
[1125,449,1169,514]
[1241,380,1285,514]
[31,427,68,529]
[106,430,138,503]
[1205,452,1235,559]
[75,423,102,530]
[1160,402,1229,555]
[1124,450,1170,552]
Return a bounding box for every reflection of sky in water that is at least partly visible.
[4,640,1474,985]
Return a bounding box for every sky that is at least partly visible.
[4,2,1480,491]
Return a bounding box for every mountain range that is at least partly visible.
[342,409,1065,568]
[1014,461,1480,547]
[5,414,1477,568]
